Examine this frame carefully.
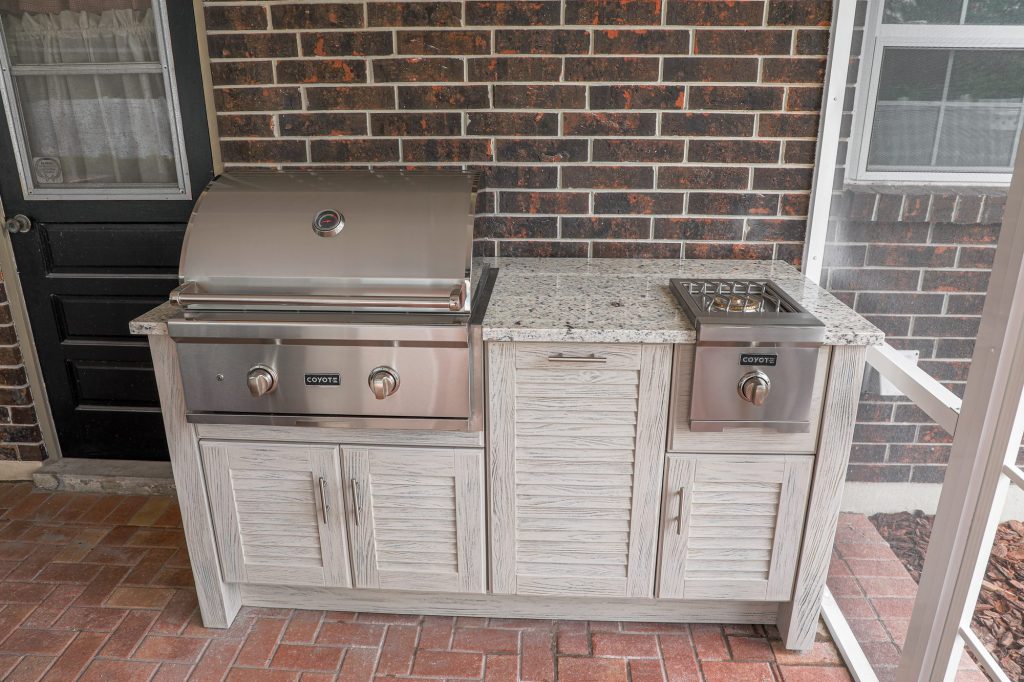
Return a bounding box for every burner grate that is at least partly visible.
[681,279,793,315]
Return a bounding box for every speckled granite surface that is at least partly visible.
[131,258,883,346]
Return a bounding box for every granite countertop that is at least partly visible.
[130,258,883,346]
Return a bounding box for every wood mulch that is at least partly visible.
[870,510,1024,679]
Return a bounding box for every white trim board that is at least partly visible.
[0,460,42,481]
[842,481,1024,521]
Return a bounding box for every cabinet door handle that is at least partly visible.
[318,477,330,524]
[677,487,685,535]
[351,479,361,525]
[547,353,607,363]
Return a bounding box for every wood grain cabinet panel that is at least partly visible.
[200,440,351,588]
[658,454,813,601]
[488,342,672,598]
[342,447,486,594]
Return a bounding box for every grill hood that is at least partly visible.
[173,170,478,313]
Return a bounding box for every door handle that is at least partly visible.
[5,214,31,234]
[351,479,361,525]
[318,477,330,524]
[677,487,685,535]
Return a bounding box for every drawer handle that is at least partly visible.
[677,487,686,535]
[318,477,330,524]
[351,479,362,526]
[547,353,607,363]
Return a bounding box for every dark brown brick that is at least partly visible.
[746,219,806,241]
[854,423,917,444]
[786,86,822,111]
[921,270,991,293]
[689,140,779,163]
[0,367,25,386]
[371,113,461,136]
[695,30,791,55]
[663,57,759,82]
[478,166,558,188]
[565,0,663,25]
[204,5,267,31]
[752,167,812,190]
[901,194,930,222]
[466,2,562,25]
[784,140,817,163]
[209,61,273,86]
[832,221,929,244]
[849,444,887,463]
[208,33,297,59]
[688,193,779,216]
[758,113,819,137]
[276,59,366,84]
[306,86,395,110]
[498,241,589,257]
[399,85,489,109]
[279,113,366,137]
[403,139,493,162]
[662,112,754,136]
[875,194,902,221]
[829,268,919,291]
[562,166,654,189]
[776,242,803,266]
[222,140,307,163]
[589,85,686,109]
[301,32,394,57]
[957,247,996,269]
[467,112,559,136]
[593,139,687,162]
[912,316,981,338]
[762,57,826,83]
[654,218,743,240]
[398,30,490,54]
[310,139,400,163]
[477,191,496,213]
[496,139,589,162]
[936,338,977,357]
[475,217,558,238]
[494,85,586,109]
[593,242,682,258]
[561,217,651,239]
[795,29,829,55]
[564,57,659,81]
[952,195,983,224]
[847,465,912,483]
[468,57,562,81]
[215,87,302,112]
[496,29,590,54]
[563,112,656,136]
[658,167,749,190]
[930,224,999,244]
[767,0,832,26]
[688,86,784,110]
[865,245,956,268]
[217,114,274,138]
[500,192,589,214]
[595,193,686,215]
[466,238,495,256]
[373,58,464,82]
[780,193,809,216]
[271,3,362,29]
[368,2,461,27]
[928,194,957,223]
[667,0,766,25]
[981,195,1007,224]
[888,446,949,465]
[945,295,985,315]
[594,30,690,54]
[685,242,774,259]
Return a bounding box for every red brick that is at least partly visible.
[226,669,299,682]
[702,661,774,681]
[520,629,555,682]
[729,636,775,660]
[412,650,484,678]
[282,610,322,644]
[629,658,665,682]
[690,625,729,660]
[236,617,287,667]
[316,621,384,647]
[870,597,915,619]
[81,659,159,682]
[270,644,343,671]
[0,627,75,655]
[419,615,454,649]
[338,646,376,681]
[557,656,628,681]
[772,640,842,666]
[54,606,127,632]
[591,632,659,657]
[191,638,244,682]
[778,666,853,682]
[376,624,417,675]
[484,653,518,681]
[452,627,519,653]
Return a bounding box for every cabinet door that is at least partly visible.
[488,342,672,597]
[658,454,812,601]
[200,440,350,587]
[342,447,485,593]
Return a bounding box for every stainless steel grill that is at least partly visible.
[165,170,492,431]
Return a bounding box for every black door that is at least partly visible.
[0,2,213,460]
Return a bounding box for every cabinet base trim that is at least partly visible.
[238,584,781,624]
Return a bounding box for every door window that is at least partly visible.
[0,1,189,199]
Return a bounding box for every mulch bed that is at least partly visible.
[870,511,1024,679]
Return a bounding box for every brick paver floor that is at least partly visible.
[0,481,858,681]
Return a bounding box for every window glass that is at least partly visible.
[965,0,1024,24]
[883,0,964,24]
[1,6,160,65]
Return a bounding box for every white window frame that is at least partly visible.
[847,1,1024,186]
[0,0,191,201]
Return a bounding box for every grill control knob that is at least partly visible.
[738,371,771,407]
[368,366,400,400]
[246,365,277,398]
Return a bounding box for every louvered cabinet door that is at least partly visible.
[200,440,350,588]
[658,454,813,601]
[342,447,485,594]
[488,342,672,598]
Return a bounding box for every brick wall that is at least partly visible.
[0,275,45,463]
[202,0,831,260]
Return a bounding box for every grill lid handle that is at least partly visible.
[170,282,468,313]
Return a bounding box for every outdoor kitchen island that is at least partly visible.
[131,257,882,652]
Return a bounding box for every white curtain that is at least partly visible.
[2,8,176,186]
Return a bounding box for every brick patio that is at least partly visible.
[0,481,952,681]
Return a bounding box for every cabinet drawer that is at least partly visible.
[658,454,812,602]
[514,343,641,371]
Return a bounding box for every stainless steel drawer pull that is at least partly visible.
[547,353,608,363]
[318,477,330,524]
[677,488,685,535]
[351,479,361,525]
